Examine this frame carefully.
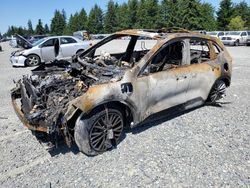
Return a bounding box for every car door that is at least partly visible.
[40,38,58,61]
[240,32,247,44]
[132,39,191,120]
[60,37,78,58]
[186,38,220,105]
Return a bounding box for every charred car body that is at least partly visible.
[11,29,232,156]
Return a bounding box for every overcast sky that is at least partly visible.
[0,0,247,34]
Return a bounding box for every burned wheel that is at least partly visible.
[207,80,226,103]
[26,54,40,66]
[74,107,124,156]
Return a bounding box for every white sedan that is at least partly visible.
[10,35,92,67]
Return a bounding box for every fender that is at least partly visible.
[65,82,140,125]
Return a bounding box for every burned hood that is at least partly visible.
[16,34,33,49]
[12,57,128,129]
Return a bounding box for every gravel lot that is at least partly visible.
[0,41,249,187]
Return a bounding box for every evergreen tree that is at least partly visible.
[50,10,66,35]
[135,0,148,28]
[62,9,67,21]
[178,0,203,30]
[159,0,168,28]
[160,0,175,28]
[78,8,88,30]
[233,2,250,29]
[116,3,129,30]
[17,27,27,36]
[27,20,34,35]
[104,0,119,33]
[35,19,45,35]
[200,3,217,31]
[64,14,74,35]
[146,0,160,28]
[44,24,50,34]
[88,4,104,34]
[217,0,233,30]
[127,0,138,28]
[136,0,160,29]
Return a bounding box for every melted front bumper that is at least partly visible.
[11,85,48,133]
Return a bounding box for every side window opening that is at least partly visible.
[60,37,77,44]
[142,41,184,74]
[42,38,57,47]
[190,39,210,64]
[91,35,157,67]
[241,32,247,36]
[218,32,224,36]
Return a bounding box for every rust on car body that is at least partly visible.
[11,28,232,153]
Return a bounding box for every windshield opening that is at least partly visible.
[32,38,46,46]
[207,32,218,36]
[227,31,241,35]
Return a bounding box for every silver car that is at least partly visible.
[10,35,92,67]
[207,31,225,39]
[221,31,250,46]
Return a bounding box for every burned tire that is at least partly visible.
[74,108,124,156]
[26,54,41,67]
[207,80,227,103]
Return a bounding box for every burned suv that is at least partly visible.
[11,29,232,156]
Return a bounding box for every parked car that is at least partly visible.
[221,31,250,46]
[91,34,106,40]
[9,36,18,48]
[28,35,48,44]
[73,30,90,41]
[11,29,232,156]
[10,35,92,67]
[207,31,225,39]
[1,37,11,42]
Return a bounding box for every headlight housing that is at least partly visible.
[14,50,25,56]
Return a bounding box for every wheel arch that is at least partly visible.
[206,75,231,101]
[220,76,231,87]
[69,100,137,129]
[24,53,41,66]
[76,49,85,54]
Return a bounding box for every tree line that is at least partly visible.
[3,0,250,37]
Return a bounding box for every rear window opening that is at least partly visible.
[190,39,210,64]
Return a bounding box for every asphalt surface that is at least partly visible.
[0,41,249,187]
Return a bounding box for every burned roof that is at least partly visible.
[115,28,224,48]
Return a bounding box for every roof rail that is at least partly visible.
[141,27,191,33]
[160,27,191,33]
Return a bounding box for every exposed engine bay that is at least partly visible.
[11,51,140,148]
[11,33,153,148]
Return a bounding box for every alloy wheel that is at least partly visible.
[209,81,226,103]
[89,111,123,152]
[27,55,39,66]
